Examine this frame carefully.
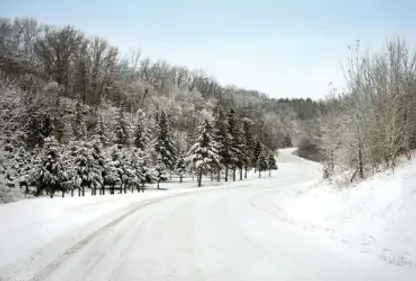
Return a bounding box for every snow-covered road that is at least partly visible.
[0,149,413,280]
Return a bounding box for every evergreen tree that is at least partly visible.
[73,99,86,140]
[213,107,230,181]
[93,116,109,147]
[120,147,140,193]
[133,109,149,150]
[253,139,262,171]
[257,154,268,178]
[137,148,152,188]
[29,136,70,197]
[70,141,102,196]
[175,155,186,183]
[103,145,124,194]
[41,113,54,140]
[25,99,45,149]
[268,154,278,177]
[91,142,106,195]
[154,154,167,189]
[225,109,243,181]
[154,110,176,172]
[241,118,255,178]
[113,103,129,146]
[1,142,31,191]
[186,119,221,187]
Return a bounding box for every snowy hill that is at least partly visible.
[279,153,416,268]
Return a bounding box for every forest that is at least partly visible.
[1,17,415,200]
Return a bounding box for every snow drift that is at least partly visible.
[280,154,416,268]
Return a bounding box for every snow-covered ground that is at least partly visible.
[0,149,415,280]
[279,153,416,269]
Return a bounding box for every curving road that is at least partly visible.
[0,149,410,281]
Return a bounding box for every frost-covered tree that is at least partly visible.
[69,141,102,196]
[268,154,278,177]
[213,107,230,181]
[175,155,186,183]
[92,116,109,147]
[257,154,268,178]
[73,98,87,140]
[252,139,261,171]
[241,118,255,178]
[154,110,176,173]
[186,119,221,187]
[1,142,32,192]
[133,109,149,150]
[25,107,44,149]
[103,145,124,194]
[29,136,70,197]
[225,110,244,181]
[41,113,54,140]
[154,154,167,189]
[113,103,129,146]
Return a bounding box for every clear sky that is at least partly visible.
[2,0,416,99]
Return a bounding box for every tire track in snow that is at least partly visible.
[0,190,210,281]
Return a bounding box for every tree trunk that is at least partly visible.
[211,171,213,181]
[157,180,160,189]
[217,168,221,182]
[259,171,261,178]
[358,141,364,178]
[232,169,236,181]
[71,189,74,197]
[82,186,85,197]
[240,168,243,180]
[179,173,183,183]
[269,169,271,177]
[244,168,248,179]
[169,170,172,180]
[225,167,228,182]
[197,170,203,187]
[62,190,65,197]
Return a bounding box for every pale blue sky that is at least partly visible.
[2,0,416,99]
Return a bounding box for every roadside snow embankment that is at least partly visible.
[280,157,416,268]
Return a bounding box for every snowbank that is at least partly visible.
[280,157,416,268]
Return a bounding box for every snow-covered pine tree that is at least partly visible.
[257,154,268,178]
[104,145,124,194]
[1,143,32,193]
[133,109,149,151]
[126,148,147,192]
[92,116,109,147]
[70,141,102,196]
[175,155,186,183]
[91,142,106,195]
[137,148,152,189]
[25,102,44,149]
[241,118,255,178]
[225,109,243,181]
[253,139,262,172]
[186,119,221,187]
[29,136,70,198]
[73,98,87,140]
[119,147,136,193]
[154,110,176,174]
[154,154,167,189]
[213,106,230,182]
[113,102,130,146]
[268,154,278,177]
